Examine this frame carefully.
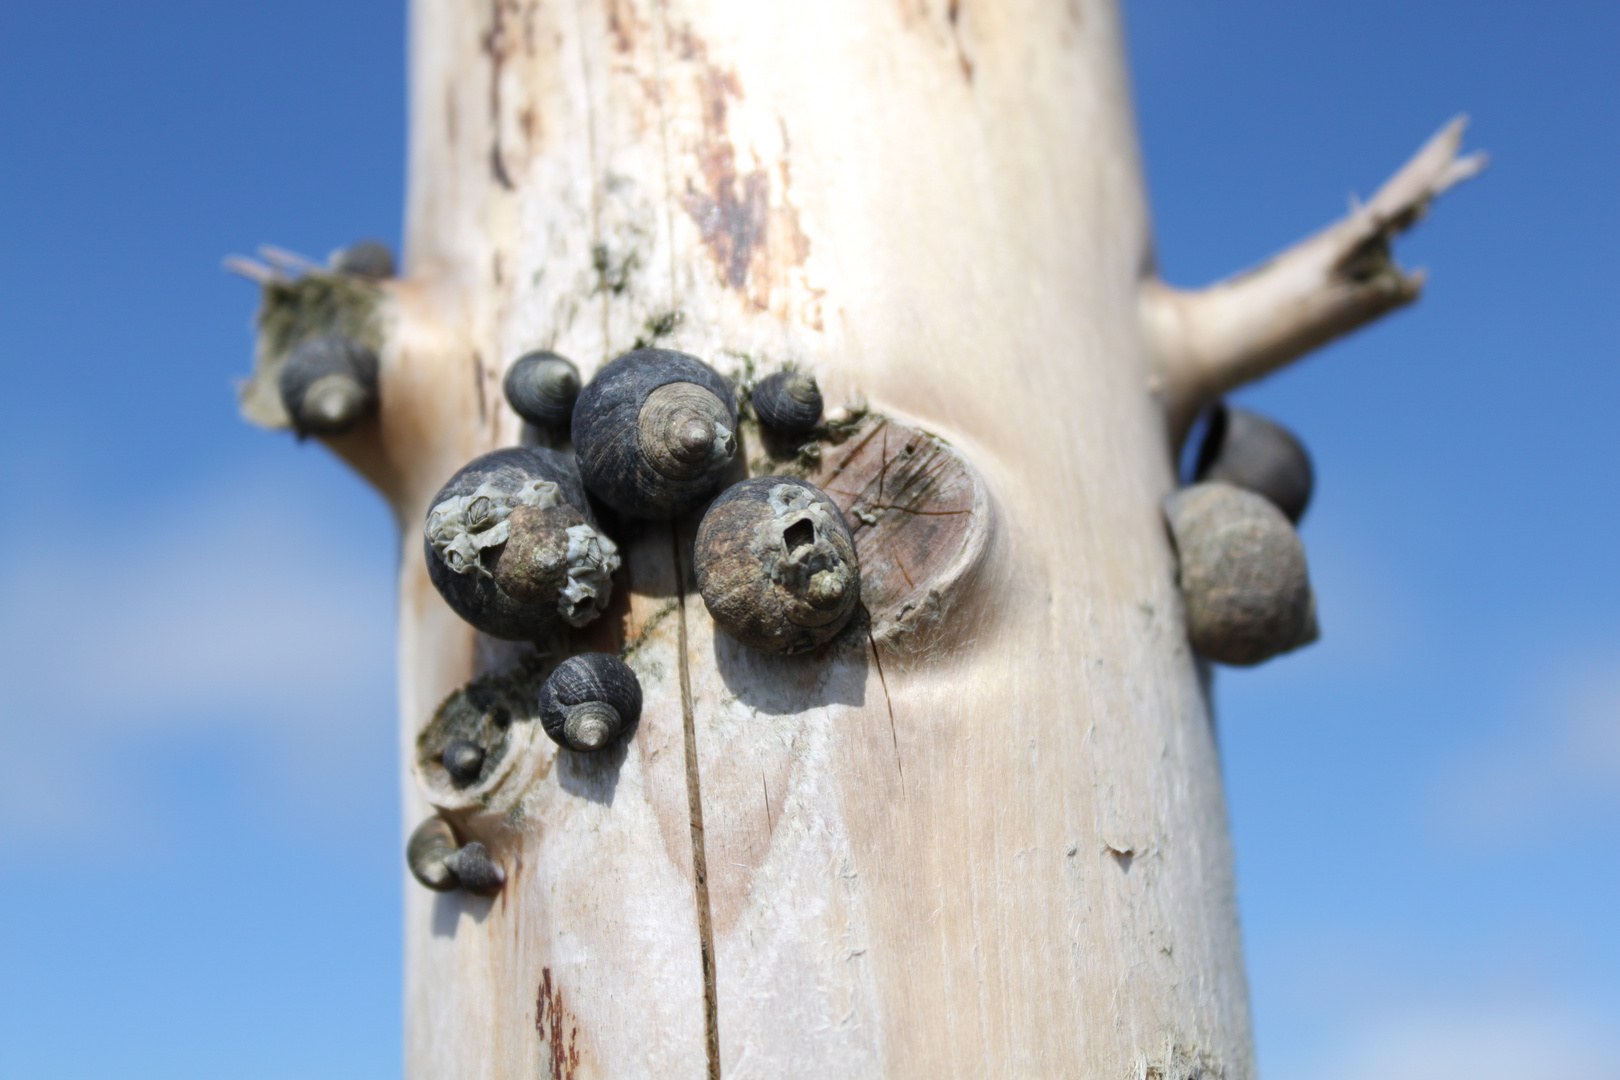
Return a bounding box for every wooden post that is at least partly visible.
[236,1,1479,1075]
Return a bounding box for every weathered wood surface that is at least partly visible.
[292,1,1485,1076]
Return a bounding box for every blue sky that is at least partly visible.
[0,2,1615,1077]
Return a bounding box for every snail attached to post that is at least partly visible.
[1164,481,1317,666]
[423,447,620,640]
[504,350,582,429]
[278,333,379,436]
[538,653,642,752]
[695,476,861,654]
[329,239,396,280]
[1192,403,1314,524]
[440,738,487,787]
[572,348,738,519]
[751,371,823,436]
[406,816,506,896]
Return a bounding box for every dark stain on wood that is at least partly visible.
[481,0,517,190]
[947,0,975,81]
[471,351,488,424]
[677,29,812,311]
[605,0,638,54]
[536,967,581,1080]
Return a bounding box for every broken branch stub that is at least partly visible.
[1142,116,1487,445]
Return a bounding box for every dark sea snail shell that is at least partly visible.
[538,653,642,752]
[504,351,581,428]
[572,349,738,519]
[423,446,621,640]
[1165,481,1317,666]
[407,816,506,895]
[330,239,396,280]
[1193,403,1314,524]
[751,371,823,435]
[278,333,379,436]
[440,738,487,786]
[695,476,861,655]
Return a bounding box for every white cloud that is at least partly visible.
[1304,1003,1620,1080]
[1437,660,1620,838]
[0,473,400,841]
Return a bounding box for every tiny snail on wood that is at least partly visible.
[329,239,396,280]
[407,817,508,896]
[440,738,486,786]
[444,842,506,895]
[695,476,861,654]
[1164,481,1317,666]
[407,816,459,891]
[538,653,642,752]
[751,371,823,436]
[423,447,620,640]
[278,333,378,436]
[572,348,738,519]
[1192,403,1314,524]
[504,350,581,428]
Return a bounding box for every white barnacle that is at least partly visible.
[558,524,621,627]
[756,482,844,591]
[425,478,562,578]
[709,422,737,467]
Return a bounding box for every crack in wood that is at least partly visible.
[673,523,722,1079]
[472,351,488,424]
[868,624,904,786]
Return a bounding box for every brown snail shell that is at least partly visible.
[504,351,581,428]
[423,447,620,640]
[278,333,378,436]
[1193,403,1314,524]
[572,349,738,519]
[537,653,642,752]
[695,476,861,654]
[751,371,823,435]
[1165,481,1317,666]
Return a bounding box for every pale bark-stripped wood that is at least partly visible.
[258,1,1479,1075]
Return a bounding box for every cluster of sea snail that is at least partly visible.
[1168,403,1318,667]
[404,348,854,895]
[283,247,1322,894]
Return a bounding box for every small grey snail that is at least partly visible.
[1192,403,1314,524]
[329,239,396,280]
[423,447,621,640]
[538,653,642,752]
[440,738,487,786]
[695,476,861,654]
[750,371,823,436]
[407,816,506,895]
[572,349,738,519]
[1164,481,1317,666]
[278,333,379,436]
[504,351,582,429]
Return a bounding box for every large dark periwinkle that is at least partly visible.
[1193,403,1314,523]
[538,653,642,752]
[572,349,738,519]
[423,446,620,640]
[278,333,379,436]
